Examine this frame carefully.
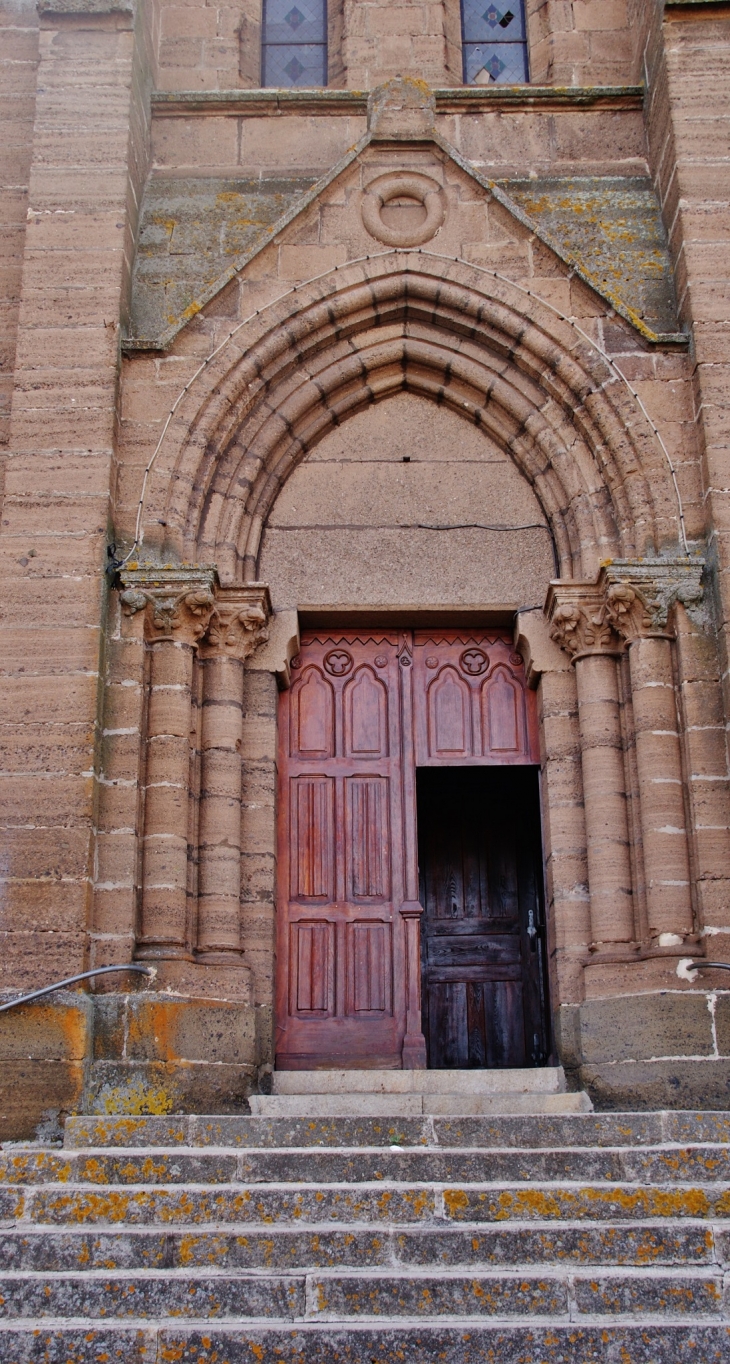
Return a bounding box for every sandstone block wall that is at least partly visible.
[1,2,730,1134]
[123,0,644,95]
[0,0,38,449]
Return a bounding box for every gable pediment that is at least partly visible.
[125,123,683,353]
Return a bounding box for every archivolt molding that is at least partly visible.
[133,254,680,585]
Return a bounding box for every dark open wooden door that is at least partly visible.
[411,629,547,1068]
[417,767,549,1068]
[276,627,547,1070]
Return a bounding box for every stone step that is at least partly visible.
[61,1110,730,1150]
[271,1068,567,1094]
[2,1109,728,1358]
[0,1267,725,1321]
[0,1221,721,1272]
[3,1143,730,1187]
[2,1321,730,1362]
[248,1091,590,1117]
[9,1180,730,1226]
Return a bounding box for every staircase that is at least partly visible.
[1,1098,729,1361]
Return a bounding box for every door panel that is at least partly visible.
[289,919,335,1016]
[347,920,392,1015]
[414,631,538,765]
[345,776,390,900]
[290,776,334,901]
[291,667,334,757]
[344,667,388,757]
[277,628,547,1071]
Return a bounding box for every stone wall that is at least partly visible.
[139,0,642,95]
[0,0,39,448]
[258,394,555,613]
[526,0,634,86]
[1,2,730,1136]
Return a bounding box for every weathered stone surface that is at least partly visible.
[309,1271,570,1317]
[85,1059,256,1118]
[3,1108,730,1353]
[0,1271,305,1320]
[572,1270,724,1317]
[582,1060,730,1113]
[23,1184,440,1227]
[117,1325,730,1362]
[129,175,317,342]
[578,993,716,1065]
[502,177,679,334]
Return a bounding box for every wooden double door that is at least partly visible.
[275,628,549,1070]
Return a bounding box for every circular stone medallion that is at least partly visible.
[361,171,446,248]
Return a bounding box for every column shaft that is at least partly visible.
[198,654,245,957]
[575,652,635,947]
[628,635,693,941]
[139,638,195,957]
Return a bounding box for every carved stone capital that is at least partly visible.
[545,581,623,662]
[119,565,217,646]
[599,558,705,641]
[200,584,272,662]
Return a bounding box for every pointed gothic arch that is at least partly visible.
[139,253,679,582]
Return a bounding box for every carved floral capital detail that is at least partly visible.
[545,583,622,661]
[545,559,705,661]
[604,582,654,643]
[119,566,271,655]
[601,558,705,641]
[201,585,271,661]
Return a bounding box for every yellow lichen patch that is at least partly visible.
[177,1234,198,1266]
[493,1188,568,1221]
[443,1189,469,1216]
[584,1185,711,1218]
[404,1189,431,1218]
[138,1157,169,1180]
[95,1078,174,1116]
[40,1189,133,1225]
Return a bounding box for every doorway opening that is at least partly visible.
[417,766,550,1069]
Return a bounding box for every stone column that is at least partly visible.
[120,567,216,961]
[197,586,271,962]
[603,558,705,949]
[547,583,635,954]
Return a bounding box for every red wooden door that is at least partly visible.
[276,628,544,1071]
[276,631,424,1070]
[411,630,539,766]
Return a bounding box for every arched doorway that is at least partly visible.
[275,625,549,1071]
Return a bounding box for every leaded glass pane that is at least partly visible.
[461,1,525,44]
[262,42,327,87]
[263,0,326,45]
[463,41,528,84]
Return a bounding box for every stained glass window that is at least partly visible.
[261,0,327,88]
[461,1,528,85]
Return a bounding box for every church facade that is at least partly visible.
[1,0,730,1138]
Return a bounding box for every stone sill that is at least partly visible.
[151,86,645,120]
